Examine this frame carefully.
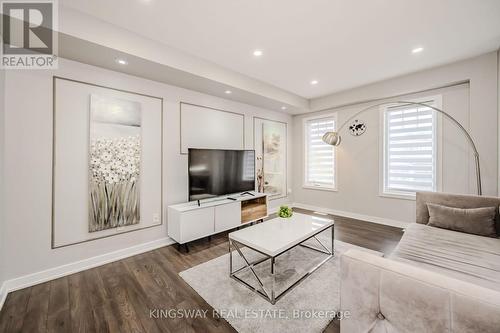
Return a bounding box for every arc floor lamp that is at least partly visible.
[321,101,482,195]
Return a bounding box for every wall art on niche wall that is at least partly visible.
[253,117,287,199]
[89,95,142,232]
[262,122,286,196]
[52,77,163,248]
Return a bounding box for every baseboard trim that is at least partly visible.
[292,202,409,228]
[0,237,175,312]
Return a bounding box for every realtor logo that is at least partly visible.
[1,0,58,69]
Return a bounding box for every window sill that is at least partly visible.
[379,191,416,201]
[302,185,338,192]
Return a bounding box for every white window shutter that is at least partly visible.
[305,117,336,188]
[384,102,437,194]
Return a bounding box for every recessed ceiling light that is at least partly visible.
[253,49,263,57]
[281,106,287,110]
[115,58,128,65]
[310,80,318,85]
[412,47,424,54]
[225,90,232,94]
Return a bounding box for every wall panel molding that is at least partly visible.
[180,102,245,154]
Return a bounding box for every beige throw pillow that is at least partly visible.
[427,203,497,238]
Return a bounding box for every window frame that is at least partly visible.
[303,113,338,192]
[379,96,442,200]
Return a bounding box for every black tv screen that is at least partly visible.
[188,149,255,201]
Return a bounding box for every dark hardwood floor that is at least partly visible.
[0,209,403,333]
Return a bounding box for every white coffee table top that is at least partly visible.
[229,212,333,257]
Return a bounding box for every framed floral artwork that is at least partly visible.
[89,95,142,232]
[253,117,287,199]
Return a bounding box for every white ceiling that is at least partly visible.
[60,0,500,99]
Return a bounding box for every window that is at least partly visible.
[382,99,439,197]
[304,114,336,190]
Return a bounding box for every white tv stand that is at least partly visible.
[168,191,268,251]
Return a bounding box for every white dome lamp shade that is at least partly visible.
[322,131,341,146]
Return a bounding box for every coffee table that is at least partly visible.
[228,212,334,304]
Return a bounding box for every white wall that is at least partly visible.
[2,58,292,285]
[293,52,498,224]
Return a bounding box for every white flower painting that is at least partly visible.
[89,95,141,232]
[262,121,286,197]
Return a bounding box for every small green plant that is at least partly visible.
[278,205,293,218]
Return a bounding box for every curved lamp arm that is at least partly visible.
[322,101,482,195]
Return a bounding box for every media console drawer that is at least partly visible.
[215,202,241,232]
[179,207,215,242]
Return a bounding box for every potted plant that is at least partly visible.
[278,205,293,218]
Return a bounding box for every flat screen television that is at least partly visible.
[188,149,255,201]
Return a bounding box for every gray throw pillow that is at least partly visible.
[427,203,497,238]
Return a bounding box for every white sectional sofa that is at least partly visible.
[340,192,500,332]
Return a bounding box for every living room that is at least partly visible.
[0,1,499,332]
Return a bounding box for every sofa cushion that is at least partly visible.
[389,224,500,291]
[416,191,500,236]
[427,203,497,237]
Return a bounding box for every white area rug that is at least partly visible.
[180,233,382,333]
